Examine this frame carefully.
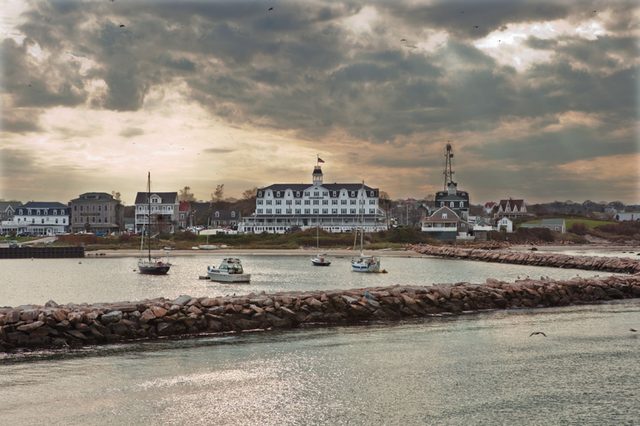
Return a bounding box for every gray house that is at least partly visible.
[0,201,22,221]
[69,192,124,234]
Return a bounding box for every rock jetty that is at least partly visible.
[410,245,640,274]
[2,275,640,352]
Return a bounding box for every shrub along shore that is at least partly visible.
[409,244,640,274]
[2,274,639,352]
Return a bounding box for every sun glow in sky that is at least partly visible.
[1,0,638,204]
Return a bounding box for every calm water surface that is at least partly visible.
[1,301,638,425]
[0,255,610,306]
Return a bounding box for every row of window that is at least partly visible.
[440,201,466,208]
[17,209,67,216]
[136,205,174,212]
[15,218,67,224]
[259,199,375,206]
[259,189,377,198]
[256,208,377,215]
[72,204,112,212]
[73,217,110,223]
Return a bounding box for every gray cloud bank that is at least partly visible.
[1,0,638,201]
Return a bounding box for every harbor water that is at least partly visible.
[1,300,639,424]
[0,254,612,307]
[1,255,638,424]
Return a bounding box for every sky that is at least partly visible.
[1,0,638,205]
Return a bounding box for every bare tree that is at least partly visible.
[111,191,121,201]
[179,186,196,202]
[211,184,225,202]
[241,187,258,200]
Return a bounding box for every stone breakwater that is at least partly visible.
[410,245,640,274]
[2,275,640,352]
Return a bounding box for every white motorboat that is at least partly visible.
[351,254,381,272]
[311,253,331,266]
[207,258,251,283]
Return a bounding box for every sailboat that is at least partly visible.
[311,217,331,266]
[138,172,172,275]
[351,181,381,273]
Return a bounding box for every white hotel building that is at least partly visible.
[239,166,387,234]
[0,202,69,235]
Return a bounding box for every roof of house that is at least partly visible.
[70,192,117,203]
[423,206,460,222]
[134,192,178,204]
[211,209,241,220]
[540,218,565,226]
[21,201,68,209]
[498,199,526,209]
[258,183,377,198]
[0,201,22,211]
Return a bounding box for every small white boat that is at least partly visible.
[351,254,381,273]
[207,258,251,283]
[311,253,331,266]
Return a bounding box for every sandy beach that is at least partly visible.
[86,247,424,258]
[85,244,639,259]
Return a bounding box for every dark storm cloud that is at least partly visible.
[1,38,86,108]
[4,0,638,202]
[470,126,636,164]
[8,0,636,142]
[381,0,569,39]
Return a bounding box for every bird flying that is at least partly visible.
[268,7,273,11]
[630,328,637,332]
[529,331,546,337]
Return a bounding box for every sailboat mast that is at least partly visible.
[360,181,364,255]
[147,171,151,262]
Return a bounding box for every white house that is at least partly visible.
[239,165,387,234]
[134,192,179,234]
[496,217,513,233]
[0,202,69,235]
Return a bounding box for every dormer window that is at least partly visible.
[258,191,263,198]
[332,191,337,197]
[231,211,236,218]
[296,191,300,197]
[215,211,220,218]
[442,213,448,219]
[350,191,355,197]
[276,191,281,197]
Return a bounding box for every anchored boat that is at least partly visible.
[138,172,172,275]
[207,258,251,283]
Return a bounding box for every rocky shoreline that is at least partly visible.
[2,274,639,352]
[410,245,640,274]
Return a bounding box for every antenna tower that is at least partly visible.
[443,143,455,189]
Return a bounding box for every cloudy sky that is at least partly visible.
[1,0,638,205]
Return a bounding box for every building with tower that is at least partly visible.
[238,161,387,234]
[421,144,473,240]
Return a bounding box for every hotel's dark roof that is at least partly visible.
[134,192,178,204]
[258,183,378,198]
